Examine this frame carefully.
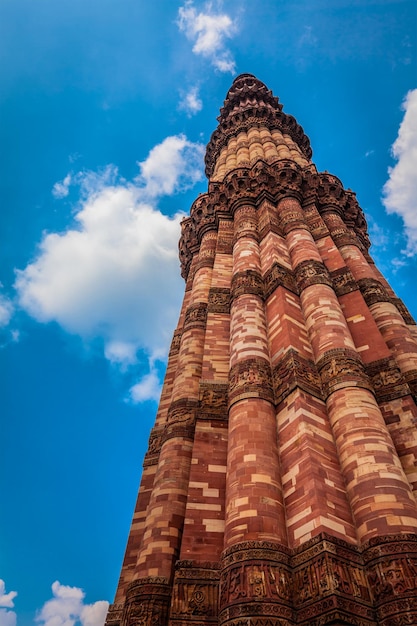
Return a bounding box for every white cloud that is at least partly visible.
[0,580,17,626]
[179,86,203,116]
[36,581,108,626]
[52,174,73,199]
[0,290,13,328]
[137,134,204,197]
[177,1,237,73]
[383,88,417,255]
[15,135,204,401]
[129,368,162,403]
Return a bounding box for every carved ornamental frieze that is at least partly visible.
[229,357,274,406]
[362,534,417,626]
[365,357,410,403]
[330,266,358,297]
[143,426,164,467]
[231,270,264,301]
[183,303,208,331]
[170,561,221,624]
[219,542,294,626]
[121,578,171,626]
[294,259,332,292]
[199,382,229,421]
[263,262,297,300]
[272,349,322,405]
[358,278,391,307]
[208,288,231,314]
[317,348,372,398]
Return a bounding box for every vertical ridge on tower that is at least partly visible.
[106,75,417,626]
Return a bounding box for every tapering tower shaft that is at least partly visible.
[107,75,417,626]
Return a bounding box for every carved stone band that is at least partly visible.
[208,287,231,314]
[263,262,297,300]
[199,382,228,420]
[122,577,171,626]
[317,348,372,399]
[168,330,182,356]
[362,534,417,625]
[228,357,274,406]
[167,398,199,425]
[365,357,410,403]
[358,278,391,306]
[143,426,164,467]
[272,349,322,405]
[183,302,208,331]
[295,259,332,292]
[170,562,220,621]
[231,270,264,301]
[330,266,358,297]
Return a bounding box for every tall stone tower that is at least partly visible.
[106,75,417,626]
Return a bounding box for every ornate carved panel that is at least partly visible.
[294,259,332,292]
[317,348,372,398]
[330,266,358,297]
[208,288,231,314]
[143,426,164,467]
[170,561,220,623]
[358,278,391,306]
[169,330,183,356]
[199,382,228,420]
[272,349,322,405]
[231,270,264,300]
[167,399,199,425]
[229,357,274,406]
[105,602,124,626]
[219,542,294,626]
[363,534,417,626]
[184,303,208,331]
[122,578,171,626]
[365,357,410,403]
[263,263,297,300]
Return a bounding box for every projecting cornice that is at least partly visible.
[179,161,370,280]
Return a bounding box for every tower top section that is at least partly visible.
[204,74,313,177]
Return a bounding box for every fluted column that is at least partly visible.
[219,202,292,626]
[279,196,417,542]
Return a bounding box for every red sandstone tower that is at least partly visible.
[106,75,417,626]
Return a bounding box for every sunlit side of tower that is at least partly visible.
[106,75,417,626]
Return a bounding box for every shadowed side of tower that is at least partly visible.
[106,75,417,626]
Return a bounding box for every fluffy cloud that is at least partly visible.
[177,1,237,73]
[35,581,108,626]
[129,368,162,403]
[383,89,417,254]
[52,173,72,199]
[15,135,204,400]
[0,580,17,626]
[179,86,203,116]
[0,290,13,328]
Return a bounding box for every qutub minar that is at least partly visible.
[106,75,417,625]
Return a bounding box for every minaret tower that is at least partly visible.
[106,75,417,626]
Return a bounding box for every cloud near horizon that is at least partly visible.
[177,1,237,73]
[15,135,205,401]
[0,580,17,626]
[383,88,417,255]
[35,581,108,626]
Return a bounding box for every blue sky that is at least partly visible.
[1,1,416,625]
